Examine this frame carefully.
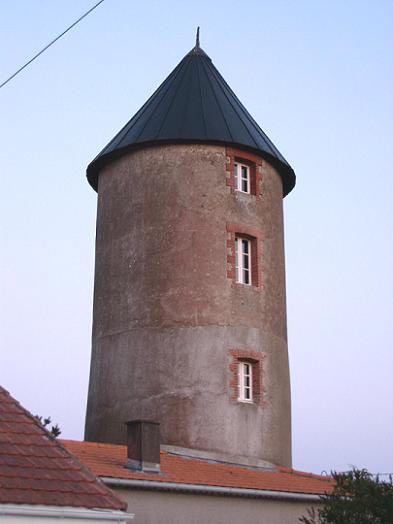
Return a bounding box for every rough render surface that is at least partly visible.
[85,144,292,468]
[112,488,319,524]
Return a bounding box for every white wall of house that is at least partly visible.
[113,487,321,524]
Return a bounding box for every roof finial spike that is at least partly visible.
[196,27,200,49]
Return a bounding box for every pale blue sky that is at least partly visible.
[1,0,392,475]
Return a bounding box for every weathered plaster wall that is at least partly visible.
[113,488,320,524]
[85,144,291,467]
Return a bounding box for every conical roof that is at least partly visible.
[87,40,296,196]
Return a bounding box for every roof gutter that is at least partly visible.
[0,504,134,521]
[101,477,323,503]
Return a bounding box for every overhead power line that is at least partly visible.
[0,0,105,90]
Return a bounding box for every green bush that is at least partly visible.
[300,468,393,524]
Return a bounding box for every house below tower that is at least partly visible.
[64,432,332,524]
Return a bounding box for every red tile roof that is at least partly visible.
[0,386,126,510]
[63,439,333,496]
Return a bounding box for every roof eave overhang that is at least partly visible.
[101,477,324,502]
[0,504,134,521]
[86,140,296,197]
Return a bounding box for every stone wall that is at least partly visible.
[85,143,291,468]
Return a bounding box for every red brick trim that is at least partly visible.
[225,147,263,196]
[226,223,263,289]
[229,349,266,405]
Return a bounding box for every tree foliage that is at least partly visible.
[299,468,393,524]
[35,415,61,438]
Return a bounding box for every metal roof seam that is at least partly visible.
[199,56,234,142]
[210,65,281,158]
[206,61,261,150]
[131,58,188,144]
[153,55,193,140]
[99,58,185,157]
[210,64,290,164]
[195,57,208,138]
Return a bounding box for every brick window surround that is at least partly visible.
[226,147,263,196]
[226,223,263,289]
[229,349,265,405]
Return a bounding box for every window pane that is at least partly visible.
[243,270,250,284]
[234,163,238,188]
[235,238,252,285]
[241,165,249,193]
[238,362,253,401]
[235,238,240,282]
[238,363,243,399]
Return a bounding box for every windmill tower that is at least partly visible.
[85,35,296,468]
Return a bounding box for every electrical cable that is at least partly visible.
[0,0,105,90]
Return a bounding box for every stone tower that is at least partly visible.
[85,38,296,468]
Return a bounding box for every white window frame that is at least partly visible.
[234,162,250,194]
[235,237,252,285]
[238,361,253,402]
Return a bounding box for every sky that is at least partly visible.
[1,0,392,476]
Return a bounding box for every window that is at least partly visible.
[227,224,260,288]
[238,362,253,402]
[235,237,251,285]
[229,350,263,404]
[226,148,262,196]
[234,162,250,194]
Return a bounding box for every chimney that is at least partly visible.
[125,420,160,473]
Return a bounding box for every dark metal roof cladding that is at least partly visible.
[87,35,296,196]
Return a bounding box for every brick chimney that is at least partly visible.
[125,420,160,473]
